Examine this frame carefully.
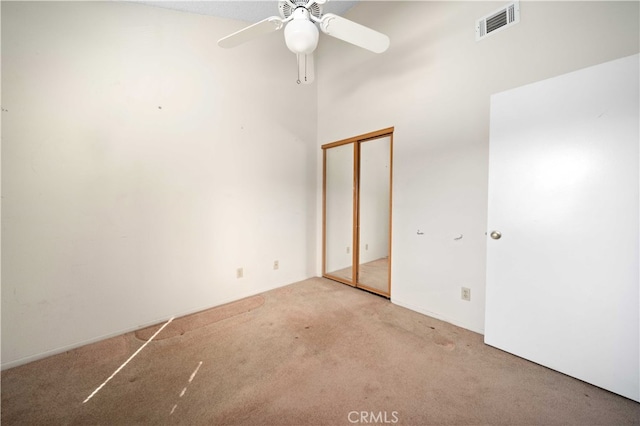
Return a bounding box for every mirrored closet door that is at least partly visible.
[322,127,393,297]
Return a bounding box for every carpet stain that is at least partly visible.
[433,334,456,351]
[135,295,265,341]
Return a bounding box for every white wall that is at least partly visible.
[317,1,639,333]
[1,1,317,368]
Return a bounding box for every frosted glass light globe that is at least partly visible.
[284,18,319,55]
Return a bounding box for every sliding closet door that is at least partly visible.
[323,143,355,285]
[323,128,393,296]
[357,135,392,296]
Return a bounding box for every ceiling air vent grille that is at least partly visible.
[476,1,520,41]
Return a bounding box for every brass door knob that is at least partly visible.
[490,231,502,240]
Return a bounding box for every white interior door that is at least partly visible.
[485,54,639,402]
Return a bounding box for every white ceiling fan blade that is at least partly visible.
[296,53,315,84]
[218,16,284,48]
[319,13,390,53]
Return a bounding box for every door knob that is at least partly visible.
[490,230,502,240]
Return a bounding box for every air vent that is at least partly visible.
[476,1,520,41]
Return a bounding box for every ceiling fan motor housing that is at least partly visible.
[278,0,323,20]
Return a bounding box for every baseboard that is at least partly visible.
[390,297,485,335]
[1,279,301,371]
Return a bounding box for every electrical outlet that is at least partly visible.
[237,268,243,279]
[461,287,471,301]
[273,260,279,270]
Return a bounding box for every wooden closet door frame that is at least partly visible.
[322,127,394,297]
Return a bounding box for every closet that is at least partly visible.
[322,127,393,297]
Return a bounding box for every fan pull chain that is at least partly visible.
[296,54,309,84]
[304,54,308,83]
[296,53,307,84]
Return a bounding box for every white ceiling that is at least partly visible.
[133,1,359,23]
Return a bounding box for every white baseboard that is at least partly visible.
[391,297,485,335]
[1,279,301,371]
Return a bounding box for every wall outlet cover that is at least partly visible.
[461,287,471,301]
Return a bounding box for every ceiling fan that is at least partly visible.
[217,0,390,84]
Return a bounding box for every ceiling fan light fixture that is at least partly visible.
[284,16,319,55]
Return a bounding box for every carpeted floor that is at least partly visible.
[2,277,638,425]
